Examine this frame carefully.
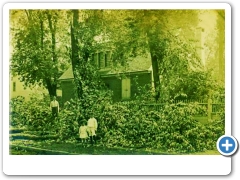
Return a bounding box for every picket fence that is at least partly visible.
[139,99,224,120]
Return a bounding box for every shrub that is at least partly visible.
[10,96,27,127]
[10,91,225,153]
[56,89,113,141]
[10,94,56,133]
[99,102,225,153]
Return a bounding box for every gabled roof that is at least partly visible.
[59,66,74,80]
[59,54,152,80]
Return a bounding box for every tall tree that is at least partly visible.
[70,10,106,100]
[70,9,82,99]
[71,10,213,102]
[128,10,202,101]
[10,10,70,98]
[95,10,204,101]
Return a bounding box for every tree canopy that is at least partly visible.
[10,10,70,97]
[10,9,224,101]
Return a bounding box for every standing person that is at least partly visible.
[87,115,98,145]
[79,121,88,144]
[50,96,59,117]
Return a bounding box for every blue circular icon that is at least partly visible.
[217,135,238,156]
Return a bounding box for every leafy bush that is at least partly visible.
[56,90,113,141]
[98,102,224,153]
[10,94,56,133]
[56,97,224,153]
[53,61,114,141]
[10,96,26,127]
[55,100,83,141]
[10,91,224,154]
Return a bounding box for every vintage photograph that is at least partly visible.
[9,9,225,155]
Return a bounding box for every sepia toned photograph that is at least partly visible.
[9,8,225,156]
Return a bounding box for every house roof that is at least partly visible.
[59,66,74,80]
[59,54,152,80]
[107,55,152,74]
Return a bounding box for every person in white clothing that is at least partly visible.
[79,121,88,144]
[87,116,98,144]
[50,96,59,117]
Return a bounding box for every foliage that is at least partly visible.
[10,91,224,154]
[10,10,70,97]
[72,10,223,103]
[55,61,113,141]
[98,102,224,153]
[9,63,113,142]
[10,96,26,127]
[10,9,223,102]
[10,94,55,132]
[134,10,203,101]
[167,70,218,101]
[9,9,225,154]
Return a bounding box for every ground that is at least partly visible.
[10,139,220,155]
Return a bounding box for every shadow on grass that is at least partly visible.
[10,142,170,155]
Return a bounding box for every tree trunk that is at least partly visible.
[39,12,57,98]
[150,51,160,102]
[71,10,83,99]
[45,78,57,97]
[47,12,58,98]
[47,12,57,63]
[147,32,162,102]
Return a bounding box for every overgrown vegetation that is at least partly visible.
[9,10,225,154]
[98,102,224,153]
[10,92,224,154]
[10,95,52,131]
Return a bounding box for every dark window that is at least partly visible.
[91,54,94,62]
[98,53,101,68]
[100,52,105,68]
[105,53,108,67]
[94,53,98,68]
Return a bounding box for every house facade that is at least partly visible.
[10,75,48,101]
[59,52,153,103]
[101,69,152,102]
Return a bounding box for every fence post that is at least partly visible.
[208,98,212,121]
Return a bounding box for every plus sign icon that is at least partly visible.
[217,135,238,156]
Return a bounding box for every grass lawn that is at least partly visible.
[10,140,219,155]
[10,140,168,155]
[190,150,220,155]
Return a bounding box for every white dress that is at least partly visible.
[79,126,88,139]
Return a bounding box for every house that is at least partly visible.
[10,75,48,101]
[59,52,153,103]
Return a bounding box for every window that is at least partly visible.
[104,51,111,67]
[105,53,108,67]
[98,52,101,68]
[99,52,105,68]
[93,51,111,69]
[13,82,16,92]
[92,53,99,68]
